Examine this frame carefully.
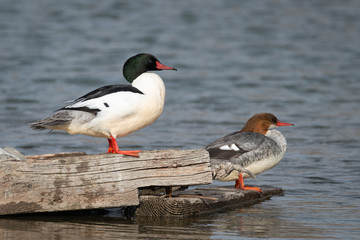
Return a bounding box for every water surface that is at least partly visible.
[1,0,359,239]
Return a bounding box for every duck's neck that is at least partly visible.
[265,129,287,152]
[132,72,166,103]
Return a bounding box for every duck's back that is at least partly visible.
[206,130,286,179]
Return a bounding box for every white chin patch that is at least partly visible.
[269,124,277,129]
[219,143,240,151]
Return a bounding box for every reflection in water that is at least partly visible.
[0,200,336,239]
[0,218,138,240]
[0,214,212,240]
[205,203,329,239]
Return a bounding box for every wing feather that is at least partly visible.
[206,132,265,158]
[206,131,281,166]
[58,85,144,118]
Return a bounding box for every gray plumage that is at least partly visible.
[29,110,96,131]
[206,130,287,181]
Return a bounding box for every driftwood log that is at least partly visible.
[0,149,212,215]
[135,186,284,217]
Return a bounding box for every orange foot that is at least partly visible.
[107,137,141,157]
[235,173,262,192]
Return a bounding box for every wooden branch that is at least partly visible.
[0,149,212,215]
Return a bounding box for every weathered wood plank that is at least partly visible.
[0,149,212,215]
[135,186,284,217]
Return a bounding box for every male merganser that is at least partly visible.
[30,53,177,156]
[205,113,293,192]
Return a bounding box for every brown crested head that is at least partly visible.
[240,113,294,135]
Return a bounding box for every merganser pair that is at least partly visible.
[30,53,176,156]
[205,113,293,192]
[30,53,293,194]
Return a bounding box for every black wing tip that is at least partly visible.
[72,85,144,103]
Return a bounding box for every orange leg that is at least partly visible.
[235,173,262,192]
[107,138,114,153]
[165,187,172,198]
[107,136,141,157]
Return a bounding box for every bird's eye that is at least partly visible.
[271,118,277,123]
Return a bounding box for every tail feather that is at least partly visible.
[29,111,72,131]
[29,121,49,131]
[29,119,71,131]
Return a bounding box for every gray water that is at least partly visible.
[1,0,359,239]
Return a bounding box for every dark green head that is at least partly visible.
[123,53,177,83]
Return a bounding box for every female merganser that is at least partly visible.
[205,113,293,192]
[30,53,177,157]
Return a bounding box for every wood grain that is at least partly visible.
[0,149,212,215]
[135,186,284,217]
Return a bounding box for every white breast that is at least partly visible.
[67,73,166,138]
[242,129,287,178]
